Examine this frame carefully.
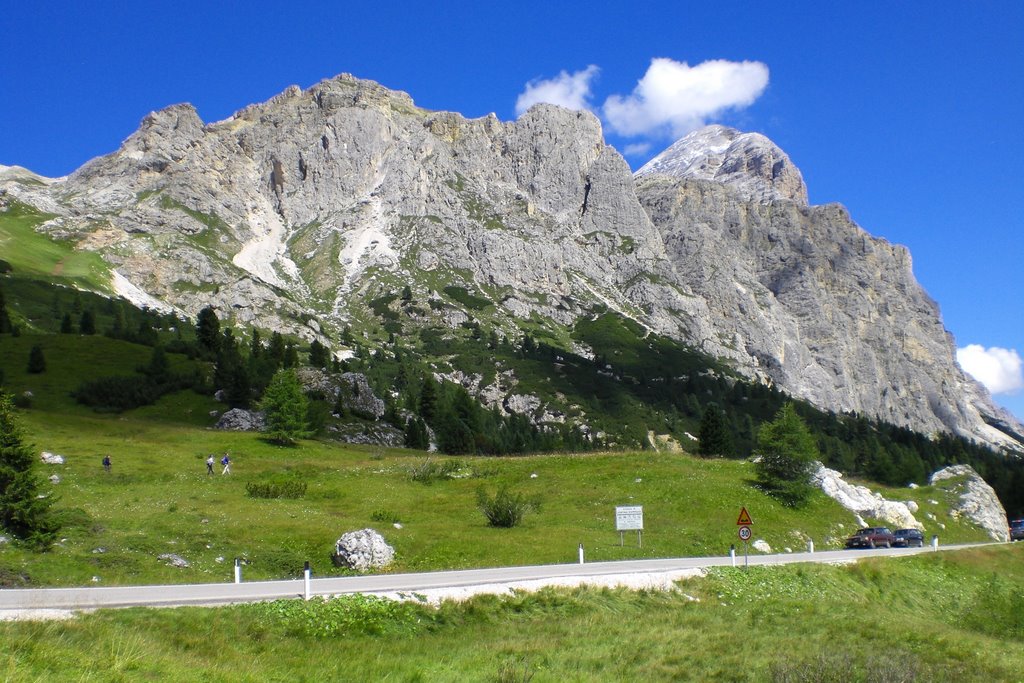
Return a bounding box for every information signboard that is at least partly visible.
[615,505,644,531]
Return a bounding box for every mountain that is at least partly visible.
[1,73,1020,453]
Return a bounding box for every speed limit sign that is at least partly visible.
[738,525,752,541]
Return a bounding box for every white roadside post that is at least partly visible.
[730,544,736,567]
[304,561,311,600]
[234,558,241,584]
[932,535,939,551]
[807,539,814,553]
[578,543,584,564]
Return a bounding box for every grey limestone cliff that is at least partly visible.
[2,74,1020,452]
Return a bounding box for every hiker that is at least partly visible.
[102,455,111,473]
[206,454,214,475]
[221,453,231,475]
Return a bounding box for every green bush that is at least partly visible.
[476,486,537,528]
[408,458,461,483]
[245,480,308,499]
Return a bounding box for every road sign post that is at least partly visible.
[737,507,753,569]
[615,505,643,547]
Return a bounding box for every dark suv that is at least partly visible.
[1010,519,1024,541]
[845,527,895,549]
[892,528,925,547]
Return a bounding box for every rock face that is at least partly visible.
[813,464,922,529]
[929,465,1009,541]
[2,73,1021,452]
[332,528,395,571]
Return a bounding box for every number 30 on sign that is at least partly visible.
[738,525,752,541]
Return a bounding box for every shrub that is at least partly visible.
[476,486,538,528]
[246,480,308,499]
[370,509,400,524]
[408,458,461,484]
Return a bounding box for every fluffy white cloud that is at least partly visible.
[602,58,769,139]
[957,344,1024,395]
[515,65,599,116]
[622,142,652,157]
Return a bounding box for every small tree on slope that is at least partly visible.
[0,391,59,549]
[259,369,310,446]
[754,402,819,508]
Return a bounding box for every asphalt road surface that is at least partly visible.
[0,542,993,613]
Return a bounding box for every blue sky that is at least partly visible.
[2,1,1022,420]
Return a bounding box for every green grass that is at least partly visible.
[0,201,110,292]
[0,400,993,588]
[2,545,1023,680]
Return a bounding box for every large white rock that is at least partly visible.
[929,465,1009,542]
[39,452,65,465]
[812,464,922,529]
[333,528,395,571]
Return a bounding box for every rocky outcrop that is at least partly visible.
[3,73,1020,453]
[332,528,395,571]
[215,409,266,431]
[296,368,385,420]
[636,125,808,204]
[812,464,922,529]
[929,465,1009,541]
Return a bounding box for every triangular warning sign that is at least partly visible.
[737,507,752,525]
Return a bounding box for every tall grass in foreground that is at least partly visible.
[2,545,1024,681]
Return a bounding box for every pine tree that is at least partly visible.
[308,340,329,368]
[697,404,733,457]
[60,312,74,334]
[79,309,96,335]
[0,391,59,549]
[283,343,298,369]
[268,332,286,368]
[26,345,46,374]
[259,369,310,446]
[0,285,14,334]
[755,403,819,507]
[419,374,438,424]
[196,306,221,354]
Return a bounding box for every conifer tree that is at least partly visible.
[755,403,819,507]
[697,404,733,457]
[79,309,96,335]
[26,344,46,374]
[0,391,59,549]
[60,313,74,334]
[0,285,12,334]
[196,306,221,354]
[259,369,310,446]
[308,340,329,369]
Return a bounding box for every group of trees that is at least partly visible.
[0,391,59,549]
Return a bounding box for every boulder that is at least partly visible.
[929,465,1009,542]
[215,408,266,431]
[158,553,190,568]
[332,528,395,571]
[40,451,65,465]
[752,539,772,553]
[812,464,922,529]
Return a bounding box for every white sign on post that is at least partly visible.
[615,505,644,531]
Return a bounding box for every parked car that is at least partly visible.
[844,527,895,549]
[1010,519,1024,541]
[892,528,925,547]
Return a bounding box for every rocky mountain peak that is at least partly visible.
[636,124,808,205]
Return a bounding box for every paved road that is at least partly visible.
[0,543,993,612]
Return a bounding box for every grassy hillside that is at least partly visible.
[2,545,1024,680]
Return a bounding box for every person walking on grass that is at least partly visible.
[206,454,214,475]
[102,455,111,473]
[221,453,231,475]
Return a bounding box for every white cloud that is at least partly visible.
[515,65,599,116]
[622,142,652,157]
[957,344,1024,395]
[602,58,769,139]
